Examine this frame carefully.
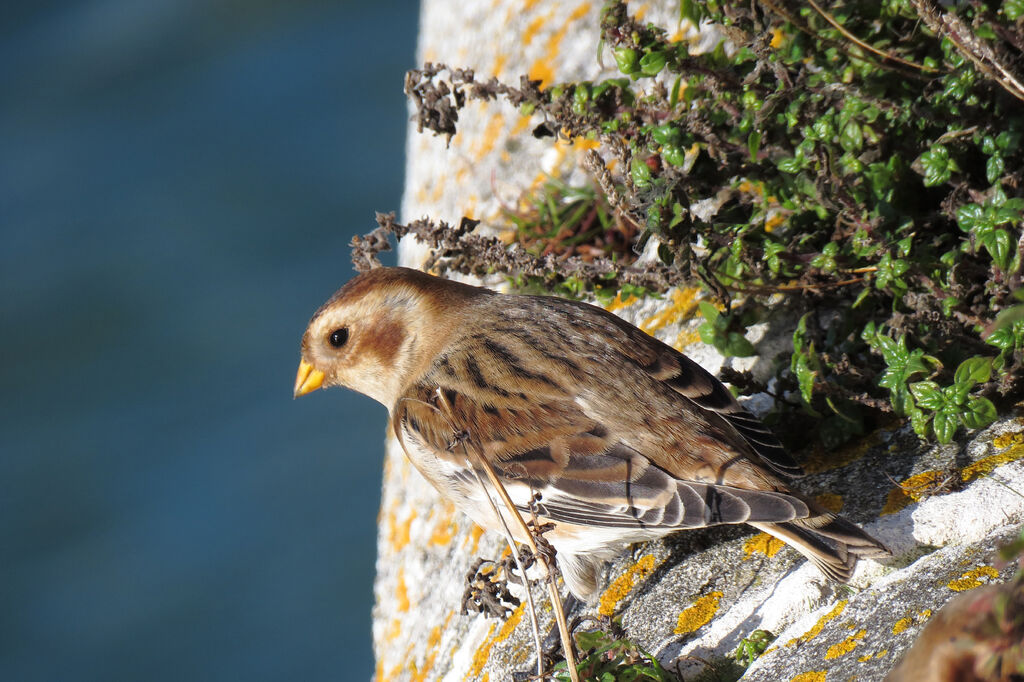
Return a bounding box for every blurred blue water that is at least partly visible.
[0,1,418,679]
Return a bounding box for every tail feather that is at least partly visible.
[751,513,889,583]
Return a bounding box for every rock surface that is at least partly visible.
[370,1,1024,680]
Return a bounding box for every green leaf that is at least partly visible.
[910,381,943,410]
[725,332,756,357]
[933,409,959,443]
[613,48,640,75]
[918,145,954,186]
[631,157,653,189]
[839,119,862,152]
[909,407,931,438]
[961,396,997,429]
[777,157,803,173]
[985,326,1015,351]
[748,130,762,162]
[987,154,1005,184]
[698,301,720,323]
[954,356,992,386]
[639,50,667,76]
[651,124,681,146]
[985,229,1013,270]
[956,203,985,231]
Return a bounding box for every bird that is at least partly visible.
[294,266,889,600]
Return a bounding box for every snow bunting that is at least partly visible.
[294,267,888,599]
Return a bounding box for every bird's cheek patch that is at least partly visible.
[367,318,407,366]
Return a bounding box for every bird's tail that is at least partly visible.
[750,512,889,583]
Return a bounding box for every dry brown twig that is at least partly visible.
[910,0,1024,102]
[433,388,581,682]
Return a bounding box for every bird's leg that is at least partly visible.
[461,557,520,619]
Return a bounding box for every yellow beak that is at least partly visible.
[293,359,325,398]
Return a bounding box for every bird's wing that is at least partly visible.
[638,347,804,478]
[393,382,810,531]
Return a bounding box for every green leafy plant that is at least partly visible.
[394,0,1024,450]
[552,629,675,682]
[733,629,776,668]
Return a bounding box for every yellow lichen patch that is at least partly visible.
[526,3,591,89]
[962,444,1024,483]
[790,671,827,682]
[389,508,415,551]
[473,113,507,160]
[466,622,497,680]
[948,565,1000,591]
[787,601,848,646]
[427,498,456,541]
[815,492,844,513]
[605,291,639,313]
[825,629,865,659]
[492,53,508,77]
[385,617,402,643]
[675,327,703,351]
[993,430,1024,449]
[522,11,553,46]
[466,603,527,679]
[598,554,657,616]
[674,591,723,635]
[640,287,702,335]
[880,469,944,515]
[892,617,912,635]
[395,569,410,612]
[743,532,785,559]
[466,523,486,553]
[511,114,534,137]
[411,613,454,682]
[801,429,883,474]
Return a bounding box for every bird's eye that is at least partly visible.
[328,327,349,348]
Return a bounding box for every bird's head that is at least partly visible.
[293,267,479,407]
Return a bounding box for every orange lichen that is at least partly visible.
[674,327,703,350]
[467,603,527,679]
[385,618,402,644]
[640,287,702,335]
[395,569,410,612]
[411,613,453,682]
[466,523,486,553]
[825,629,865,659]
[770,27,785,49]
[962,446,1024,482]
[743,532,786,559]
[993,429,1024,449]
[815,493,844,513]
[466,623,497,680]
[430,505,457,546]
[598,554,657,616]
[390,509,415,551]
[787,601,848,646]
[526,3,591,89]
[674,591,723,635]
[473,113,507,159]
[880,469,945,515]
[605,292,639,313]
[892,617,912,635]
[790,672,827,682]
[522,12,553,46]
[801,429,883,474]
[948,565,1000,591]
